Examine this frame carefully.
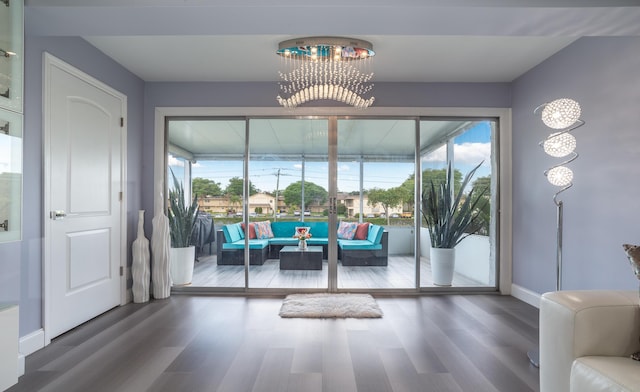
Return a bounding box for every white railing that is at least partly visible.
[385,226,493,285]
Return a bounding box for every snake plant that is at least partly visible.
[421,162,488,249]
[168,170,199,248]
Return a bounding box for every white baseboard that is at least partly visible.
[511,284,541,308]
[18,354,24,377]
[18,328,46,377]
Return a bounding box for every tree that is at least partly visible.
[283,181,328,209]
[192,177,223,197]
[225,176,257,197]
[472,176,492,235]
[367,187,403,225]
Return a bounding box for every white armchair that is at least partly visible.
[539,290,640,392]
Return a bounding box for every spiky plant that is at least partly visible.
[421,162,488,249]
[168,170,199,248]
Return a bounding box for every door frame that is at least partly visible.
[154,106,512,295]
[42,53,128,345]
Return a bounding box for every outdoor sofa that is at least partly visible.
[216,220,388,266]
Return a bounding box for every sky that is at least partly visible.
[179,122,492,194]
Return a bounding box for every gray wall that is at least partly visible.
[511,36,640,294]
[0,36,145,335]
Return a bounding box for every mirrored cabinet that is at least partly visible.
[0,0,22,243]
[0,0,23,113]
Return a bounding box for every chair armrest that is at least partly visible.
[540,290,640,392]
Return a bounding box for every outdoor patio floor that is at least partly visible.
[187,253,490,290]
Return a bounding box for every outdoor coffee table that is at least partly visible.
[279,246,323,270]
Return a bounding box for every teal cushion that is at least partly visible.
[366,224,380,243]
[338,239,382,250]
[307,237,328,245]
[374,227,384,244]
[234,223,245,240]
[221,225,232,243]
[307,222,328,238]
[268,238,299,246]
[225,224,242,243]
[222,239,269,250]
[270,221,298,238]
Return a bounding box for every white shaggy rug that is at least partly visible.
[279,293,383,318]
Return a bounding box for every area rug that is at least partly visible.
[279,293,383,318]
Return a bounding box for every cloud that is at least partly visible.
[421,143,491,168]
[168,155,185,167]
[454,142,491,166]
[293,164,302,169]
[338,164,351,172]
[422,145,446,162]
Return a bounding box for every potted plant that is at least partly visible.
[421,162,488,286]
[167,170,199,286]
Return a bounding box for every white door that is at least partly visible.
[43,54,127,341]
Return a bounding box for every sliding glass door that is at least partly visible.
[336,119,417,289]
[165,115,499,293]
[248,118,329,289]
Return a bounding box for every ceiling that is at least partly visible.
[24,1,640,84]
[29,0,636,161]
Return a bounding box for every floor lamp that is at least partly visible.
[527,98,585,368]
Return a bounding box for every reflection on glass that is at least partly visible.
[0,109,21,242]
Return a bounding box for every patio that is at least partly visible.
[189,253,488,290]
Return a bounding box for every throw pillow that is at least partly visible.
[354,222,370,240]
[241,223,257,239]
[622,244,640,362]
[254,221,274,239]
[622,244,640,280]
[337,221,358,240]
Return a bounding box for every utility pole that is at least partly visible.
[273,168,280,221]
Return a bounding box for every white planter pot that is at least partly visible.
[431,247,455,286]
[170,246,195,286]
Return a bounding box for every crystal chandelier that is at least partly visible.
[276,37,375,109]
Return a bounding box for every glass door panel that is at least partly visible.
[248,118,329,289]
[167,118,246,288]
[337,119,417,289]
[419,119,496,288]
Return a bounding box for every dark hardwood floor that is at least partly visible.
[9,294,540,392]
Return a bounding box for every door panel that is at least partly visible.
[45,55,124,339]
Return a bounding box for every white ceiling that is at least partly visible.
[25,0,640,84]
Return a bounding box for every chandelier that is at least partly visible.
[276,37,375,109]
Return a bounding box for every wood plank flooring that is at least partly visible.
[9,295,540,392]
[191,255,487,289]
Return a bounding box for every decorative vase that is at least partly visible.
[170,246,195,286]
[430,247,455,286]
[298,239,307,250]
[131,210,150,303]
[151,190,171,299]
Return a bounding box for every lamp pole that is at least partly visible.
[527,98,584,369]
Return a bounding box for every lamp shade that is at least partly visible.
[541,98,581,129]
[547,166,573,187]
[543,132,577,158]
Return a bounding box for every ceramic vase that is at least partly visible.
[170,246,196,286]
[151,190,171,299]
[131,210,150,303]
[430,247,455,286]
[298,239,307,250]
